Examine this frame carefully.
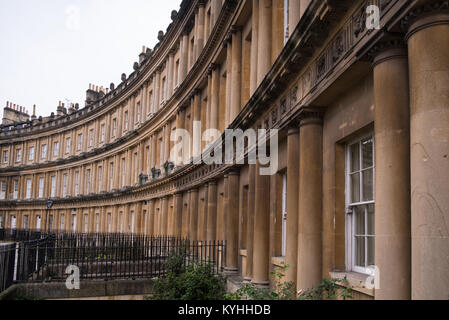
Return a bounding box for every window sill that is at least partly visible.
[329,270,374,297]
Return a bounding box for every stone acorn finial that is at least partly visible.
[171,10,178,21]
[110,83,115,91]
[158,31,164,42]
[133,62,139,71]
[121,73,127,82]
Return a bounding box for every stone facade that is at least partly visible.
[0,0,448,300]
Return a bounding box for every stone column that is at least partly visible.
[244,165,256,282]
[189,189,199,241]
[148,200,155,236]
[257,0,272,85]
[225,37,232,128]
[180,32,189,82]
[174,193,183,238]
[206,180,218,242]
[196,3,205,59]
[372,42,411,300]
[164,123,171,164]
[167,50,175,98]
[297,111,323,292]
[230,26,242,123]
[175,107,186,166]
[154,70,161,113]
[406,10,449,300]
[225,170,240,274]
[299,0,311,17]
[252,163,271,286]
[161,197,168,236]
[289,0,301,38]
[286,127,300,284]
[211,0,222,25]
[193,91,202,159]
[250,0,259,95]
[210,64,220,131]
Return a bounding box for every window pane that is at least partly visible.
[354,206,365,236]
[350,143,360,172]
[362,138,373,169]
[351,173,360,203]
[362,168,374,201]
[355,236,365,267]
[367,237,375,266]
[367,204,375,236]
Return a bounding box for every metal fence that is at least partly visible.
[0,229,226,293]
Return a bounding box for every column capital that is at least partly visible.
[369,38,408,67]
[230,25,243,34]
[207,179,217,186]
[401,1,449,40]
[298,106,326,127]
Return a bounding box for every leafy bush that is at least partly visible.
[226,263,352,301]
[147,250,226,300]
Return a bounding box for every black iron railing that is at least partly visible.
[0,229,226,293]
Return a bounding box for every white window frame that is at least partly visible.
[16,149,22,162]
[345,133,375,276]
[13,179,19,199]
[89,130,94,147]
[101,124,106,142]
[41,144,47,159]
[63,174,68,197]
[86,169,91,194]
[51,176,56,198]
[98,166,103,192]
[77,134,83,151]
[53,142,59,157]
[66,138,71,154]
[25,178,32,199]
[74,171,80,196]
[29,146,35,161]
[60,214,65,231]
[3,150,9,164]
[38,177,44,198]
[0,180,6,200]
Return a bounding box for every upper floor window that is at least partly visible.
[3,150,9,164]
[149,92,154,113]
[16,149,22,162]
[136,102,141,123]
[38,177,44,199]
[175,60,180,86]
[122,158,126,188]
[66,138,71,154]
[28,146,35,161]
[77,134,83,151]
[13,179,19,199]
[161,77,167,102]
[53,141,60,157]
[101,124,106,142]
[98,166,103,193]
[89,129,94,147]
[112,119,117,137]
[50,176,56,198]
[0,180,6,199]
[63,174,68,197]
[41,144,47,159]
[74,171,80,196]
[124,111,129,131]
[25,178,32,199]
[86,169,91,194]
[109,162,114,190]
[346,134,375,275]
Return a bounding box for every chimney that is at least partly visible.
[31,105,37,120]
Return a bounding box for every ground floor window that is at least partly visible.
[346,134,375,275]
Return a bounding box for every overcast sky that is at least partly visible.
[0,0,181,120]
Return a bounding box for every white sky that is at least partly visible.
[0,0,181,120]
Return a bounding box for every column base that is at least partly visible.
[223,267,239,276]
[251,280,270,289]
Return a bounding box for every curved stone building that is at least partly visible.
[1,0,448,300]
